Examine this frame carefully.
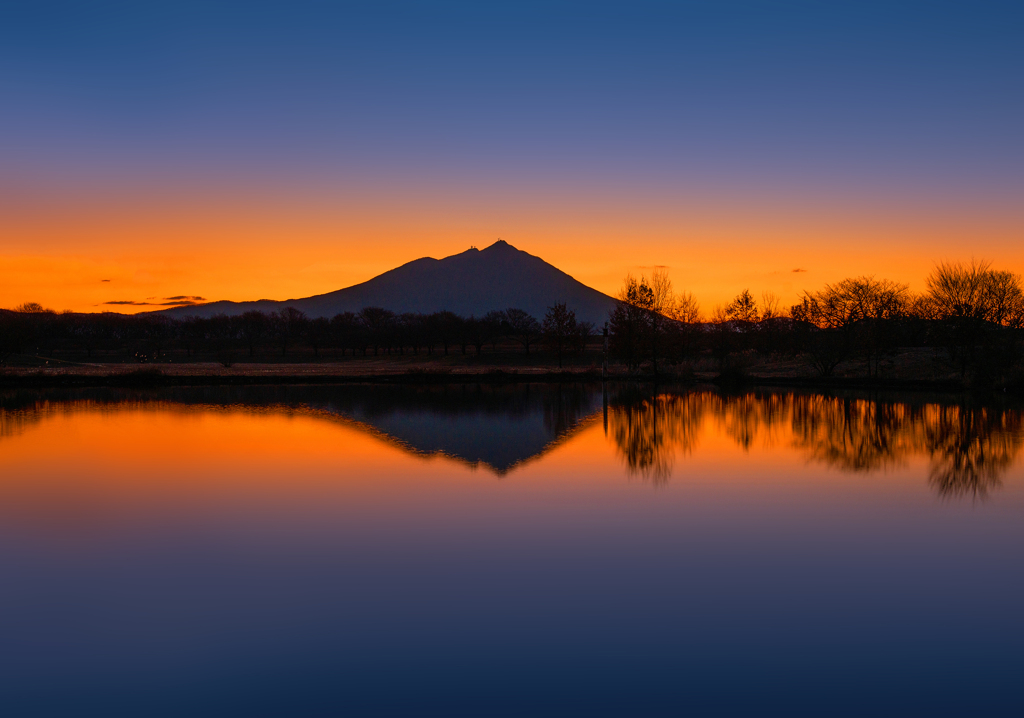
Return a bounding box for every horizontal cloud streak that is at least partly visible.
[103,297,206,306]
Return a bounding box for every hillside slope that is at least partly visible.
[159,240,619,324]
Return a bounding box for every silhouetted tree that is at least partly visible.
[464,316,491,355]
[921,261,1024,378]
[725,289,759,324]
[0,310,22,362]
[239,310,270,357]
[273,307,307,357]
[575,320,595,355]
[757,291,787,355]
[360,307,397,355]
[543,302,578,368]
[502,308,540,355]
[609,274,654,371]
[398,313,426,355]
[180,316,209,357]
[427,311,462,356]
[791,277,908,376]
[664,290,702,361]
[330,312,361,356]
[14,302,53,314]
[483,310,506,352]
[307,317,331,357]
[609,270,693,372]
[707,305,735,370]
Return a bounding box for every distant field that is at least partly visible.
[0,346,969,387]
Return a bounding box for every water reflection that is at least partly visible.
[791,396,920,472]
[2,384,1022,498]
[605,386,701,484]
[925,406,1021,498]
[607,387,1024,498]
[0,384,601,475]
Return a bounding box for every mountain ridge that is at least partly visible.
[157,240,619,324]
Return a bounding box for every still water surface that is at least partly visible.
[1,384,1022,716]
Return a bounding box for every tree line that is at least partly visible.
[608,259,1023,382]
[607,386,1021,496]
[2,259,1022,382]
[0,305,593,366]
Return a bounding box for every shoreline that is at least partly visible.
[0,365,983,394]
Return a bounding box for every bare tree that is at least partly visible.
[15,302,54,314]
[609,274,654,371]
[610,270,703,372]
[427,311,462,355]
[330,311,361,356]
[543,303,578,368]
[274,307,308,357]
[758,291,786,355]
[793,276,910,376]
[575,320,595,355]
[483,310,506,352]
[359,307,397,355]
[239,310,269,356]
[760,291,781,320]
[923,260,1024,377]
[725,289,759,324]
[307,317,331,358]
[503,308,541,354]
[666,291,701,324]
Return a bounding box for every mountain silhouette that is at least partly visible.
[158,240,619,324]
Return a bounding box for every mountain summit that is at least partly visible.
[159,240,619,324]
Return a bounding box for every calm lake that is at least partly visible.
[1,384,1022,717]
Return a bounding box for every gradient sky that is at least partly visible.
[2,0,1022,313]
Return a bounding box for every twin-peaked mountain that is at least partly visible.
[160,240,619,324]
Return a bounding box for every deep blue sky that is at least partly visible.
[3,1,1024,314]
[2,0,1022,200]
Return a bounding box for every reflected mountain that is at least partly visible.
[606,387,1024,497]
[314,383,601,473]
[3,385,1023,495]
[0,384,602,475]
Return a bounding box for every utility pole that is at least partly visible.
[602,322,608,380]
[602,322,609,435]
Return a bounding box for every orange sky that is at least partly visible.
[3,187,1023,316]
[3,2,1023,320]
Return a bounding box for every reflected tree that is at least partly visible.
[791,395,919,472]
[607,389,704,484]
[924,405,1022,499]
[712,391,790,451]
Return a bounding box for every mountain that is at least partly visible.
[157,240,619,324]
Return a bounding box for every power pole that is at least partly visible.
[602,322,608,380]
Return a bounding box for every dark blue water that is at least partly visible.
[0,385,1021,716]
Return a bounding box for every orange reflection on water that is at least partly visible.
[605,390,1024,498]
[0,402,487,533]
[1,388,1022,543]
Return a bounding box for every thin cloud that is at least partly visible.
[102,297,206,306]
[100,279,111,282]
[792,268,808,273]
